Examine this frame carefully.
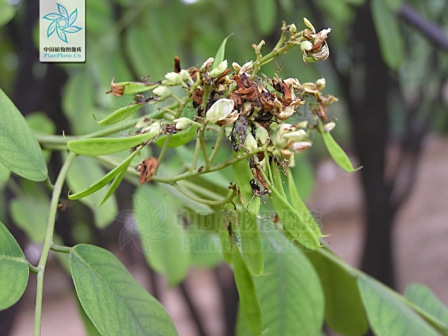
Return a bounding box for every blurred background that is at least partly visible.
[0,0,447,335]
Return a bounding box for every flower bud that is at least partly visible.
[179,69,191,82]
[288,23,297,34]
[303,18,316,33]
[153,86,171,101]
[244,133,258,152]
[283,129,306,141]
[163,72,183,86]
[255,123,269,145]
[205,98,235,124]
[300,40,313,53]
[324,122,336,132]
[316,78,326,91]
[142,121,162,135]
[291,141,312,153]
[174,117,192,130]
[232,62,242,73]
[296,121,308,129]
[209,60,228,78]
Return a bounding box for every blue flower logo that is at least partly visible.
[42,4,82,43]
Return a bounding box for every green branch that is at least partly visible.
[172,183,235,206]
[34,152,76,336]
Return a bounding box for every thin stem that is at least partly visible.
[172,183,235,206]
[189,135,202,172]
[7,178,24,197]
[50,243,72,254]
[29,263,39,274]
[156,146,267,184]
[198,128,210,169]
[34,152,76,336]
[35,117,142,146]
[208,127,225,164]
[179,180,228,201]
[156,133,172,173]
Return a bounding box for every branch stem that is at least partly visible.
[34,152,76,336]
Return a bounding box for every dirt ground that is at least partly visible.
[9,136,448,335]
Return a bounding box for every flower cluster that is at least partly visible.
[107,19,338,171]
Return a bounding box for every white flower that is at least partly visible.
[205,98,235,124]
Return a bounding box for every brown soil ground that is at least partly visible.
[10,136,448,336]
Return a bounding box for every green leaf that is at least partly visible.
[68,151,138,201]
[239,207,263,276]
[62,71,99,135]
[0,221,29,310]
[341,0,366,5]
[26,112,56,135]
[155,124,198,148]
[405,284,448,334]
[0,89,47,181]
[318,0,353,23]
[305,248,368,336]
[0,162,10,186]
[121,82,159,96]
[319,120,359,172]
[232,242,263,336]
[67,132,156,156]
[358,274,440,336]
[267,164,321,250]
[232,156,257,211]
[125,25,164,80]
[98,103,145,126]
[134,186,190,287]
[70,244,177,336]
[219,208,236,264]
[287,168,321,238]
[10,196,50,242]
[186,225,223,268]
[289,154,315,200]
[238,227,325,336]
[371,0,405,69]
[67,156,118,228]
[97,162,129,206]
[212,34,232,69]
[0,0,15,26]
[76,297,101,336]
[254,0,277,35]
[384,0,403,11]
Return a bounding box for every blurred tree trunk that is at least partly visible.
[350,4,397,287]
